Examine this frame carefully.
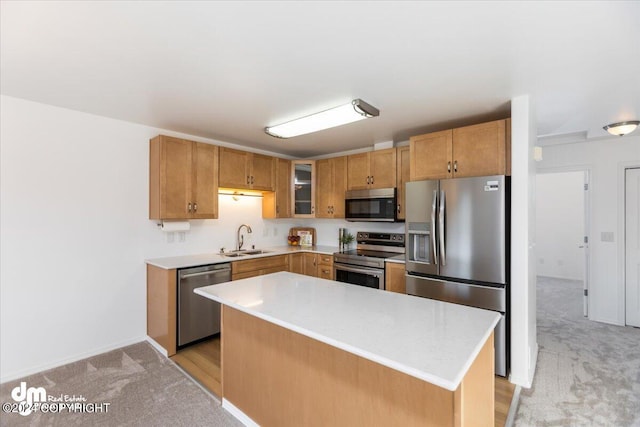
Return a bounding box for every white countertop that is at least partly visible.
[195,271,500,391]
[145,245,340,270]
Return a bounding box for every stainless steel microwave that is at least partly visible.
[345,188,398,222]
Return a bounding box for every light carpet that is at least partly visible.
[0,342,241,426]
[514,276,640,426]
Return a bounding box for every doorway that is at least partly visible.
[535,170,589,317]
[625,167,640,327]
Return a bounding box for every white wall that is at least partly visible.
[0,95,407,382]
[536,135,640,325]
[535,172,585,280]
[510,95,538,388]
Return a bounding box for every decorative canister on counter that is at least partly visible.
[338,228,345,251]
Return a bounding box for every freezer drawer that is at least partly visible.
[406,274,507,376]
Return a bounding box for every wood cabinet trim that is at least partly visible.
[146,264,177,356]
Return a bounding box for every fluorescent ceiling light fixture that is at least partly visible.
[603,120,639,136]
[265,99,379,138]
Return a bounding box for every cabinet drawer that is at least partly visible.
[318,254,334,266]
[232,255,288,275]
[318,267,334,280]
[232,264,288,281]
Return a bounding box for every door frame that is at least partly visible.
[536,164,592,318]
[620,162,640,325]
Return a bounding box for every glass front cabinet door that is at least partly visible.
[291,160,315,217]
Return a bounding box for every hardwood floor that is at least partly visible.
[170,336,222,397]
[495,375,516,426]
[171,336,516,426]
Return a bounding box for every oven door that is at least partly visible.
[345,188,397,222]
[334,263,385,290]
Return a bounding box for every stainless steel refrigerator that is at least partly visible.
[405,175,509,376]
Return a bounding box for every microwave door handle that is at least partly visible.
[439,190,446,266]
[431,190,438,265]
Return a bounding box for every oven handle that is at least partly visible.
[334,263,383,277]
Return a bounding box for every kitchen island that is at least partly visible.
[195,271,500,426]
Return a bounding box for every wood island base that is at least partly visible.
[221,306,494,427]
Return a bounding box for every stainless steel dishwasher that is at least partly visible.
[178,263,231,348]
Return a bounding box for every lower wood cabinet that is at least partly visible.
[288,252,334,279]
[317,254,334,280]
[385,262,406,294]
[147,264,178,356]
[232,255,288,280]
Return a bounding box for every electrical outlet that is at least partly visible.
[178,232,186,242]
[167,233,175,243]
[273,227,278,236]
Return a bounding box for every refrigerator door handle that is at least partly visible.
[439,190,446,265]
[431,190,438,265]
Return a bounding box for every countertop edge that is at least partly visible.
[146,245,340,270]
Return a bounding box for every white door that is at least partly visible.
[626,168,640,327]
[582,172,590,317]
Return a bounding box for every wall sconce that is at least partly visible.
[603,120,639,136]
[265,99,379,138]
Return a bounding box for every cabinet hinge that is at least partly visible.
[584,183,589,191]
[584,289,588,297]
[584,236,588,244]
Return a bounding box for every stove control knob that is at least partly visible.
[391,235,396,240]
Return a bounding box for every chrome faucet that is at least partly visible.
[237,224,252,251]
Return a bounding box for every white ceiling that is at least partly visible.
[2,1,639,157]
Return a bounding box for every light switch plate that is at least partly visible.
[601,231,614,242]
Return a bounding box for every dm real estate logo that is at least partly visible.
[10,382,46,416]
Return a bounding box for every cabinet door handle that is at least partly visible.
[331,206,334,214]
[251,176,255,184]
[447,162,451,173]
[397,204,401,213]
[371,176,374,184]
[193,202,198,212]
[366,176,370,184]
[311,205,315,214]
[187,202,192,213]
[453,160,458,173]
[247,175,250,185]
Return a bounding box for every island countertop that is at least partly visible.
[195,271,500,391]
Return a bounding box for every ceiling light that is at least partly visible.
[603,120,640,136]
[265,99,379,138]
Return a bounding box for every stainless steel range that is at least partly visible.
[334,232,405,290]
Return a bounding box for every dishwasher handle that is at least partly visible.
[180,267,231,279]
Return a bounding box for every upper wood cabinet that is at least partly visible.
[347,148,397,190]
[149,135,218,220]
[410,119,509,181]
[218,147,275,191]
[396,146,410,220]
[263,158,291,219]
[316,156,347,218]
[292,160,315,217]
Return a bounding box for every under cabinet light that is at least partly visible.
[603,120,639,136]
[265,99,379,138]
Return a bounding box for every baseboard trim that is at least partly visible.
[222,398,259,427]
[145,336,169,357]
[0,336,145,384]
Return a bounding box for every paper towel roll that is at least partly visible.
[160,221,190,232]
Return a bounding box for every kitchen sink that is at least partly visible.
[221,249,270,257]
